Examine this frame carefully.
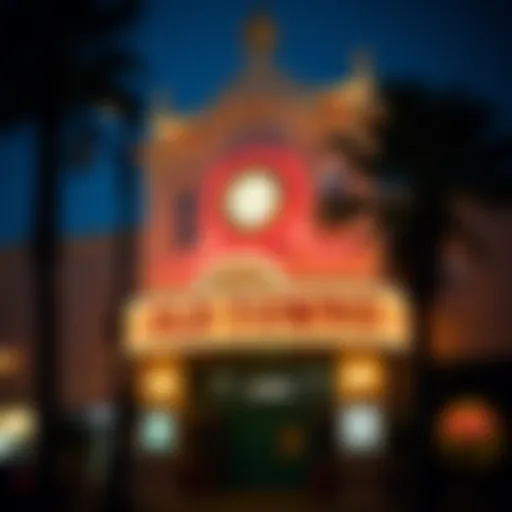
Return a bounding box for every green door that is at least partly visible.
[194,359,332,491]
[226,405,312,490]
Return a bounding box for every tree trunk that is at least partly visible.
[102,230,136,511]
[103,353,135,512]
[102,116,140,512]
[408,189,445,512]
[32,107,63,509]
[412,295,435,512]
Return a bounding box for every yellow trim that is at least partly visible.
[123,281,411,357]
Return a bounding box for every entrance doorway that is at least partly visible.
[192,357,333,491]
[227,405,311,490]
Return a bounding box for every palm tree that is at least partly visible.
[380,82,494,510]
[100,94,144,512]
[0,1,141,507]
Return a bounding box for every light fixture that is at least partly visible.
[138,410,179,455]
[224,168,283,231]
[0,407,36,437]
[0,406,37,462]
[337,356,386,399]
[337,403,386,455]
[141,363,185,406]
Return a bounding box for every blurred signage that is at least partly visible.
[125,285,410,355]
[435,397,505,469]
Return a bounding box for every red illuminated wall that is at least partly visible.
[141,144,384,291]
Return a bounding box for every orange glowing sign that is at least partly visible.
[437,399,502,443]
[146,296,381,336]
[125,285,410,355]
[436,398,505,469]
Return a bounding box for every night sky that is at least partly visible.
[0,0,510,246]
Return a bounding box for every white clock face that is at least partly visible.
[224,168,283,231]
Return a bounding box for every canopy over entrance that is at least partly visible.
[125,256,409,356]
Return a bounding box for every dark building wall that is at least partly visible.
[0,247,33,401]
[433,204,512,361]
[0,236,121,408]
[58,236,118,408]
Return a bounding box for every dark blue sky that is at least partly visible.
[1,0,510,246]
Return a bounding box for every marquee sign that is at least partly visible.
[125,283,410,356]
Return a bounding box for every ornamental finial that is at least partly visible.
[244,10,278,58]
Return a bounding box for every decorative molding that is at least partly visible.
[142,16,385,179]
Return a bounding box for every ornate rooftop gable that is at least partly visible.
[144,12,386,177]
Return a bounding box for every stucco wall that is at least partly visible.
[0,236,124,408]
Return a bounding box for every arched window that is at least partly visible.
[173,189,198,249]
[314,161,367,227]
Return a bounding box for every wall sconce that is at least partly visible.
[337,356,386,400]
[139,360,186,408]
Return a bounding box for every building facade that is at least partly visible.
[126,15,409,498]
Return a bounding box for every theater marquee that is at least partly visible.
[124,283,410,356]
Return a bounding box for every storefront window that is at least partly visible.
[246,374,297,404]
[174,190,198,248]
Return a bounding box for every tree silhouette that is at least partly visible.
[380,81,503,511]
[101,97,143,512]
[0,1,141,508]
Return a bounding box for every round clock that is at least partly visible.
[223,167,284,232]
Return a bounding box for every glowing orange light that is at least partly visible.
[438,399,501,444]
[338,357,386,399]
[139,360,186,407]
